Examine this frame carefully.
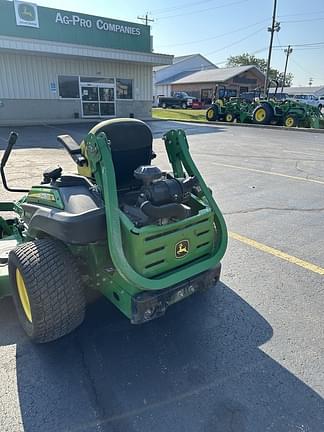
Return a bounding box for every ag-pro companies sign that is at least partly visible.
[0,0,150,53]
[55,12,141,36]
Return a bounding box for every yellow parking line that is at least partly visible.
[229,231,324,276]
[213,162,324,185]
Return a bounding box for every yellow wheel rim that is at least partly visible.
[226,114,233,122]
[255,108,266,122]
[285,117,294,127]
[207,109,214,119]
[16,268,32,322]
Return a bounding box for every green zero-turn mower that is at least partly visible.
[0,119,227,343]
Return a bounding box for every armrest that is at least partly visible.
[57,135,87,166]
[57,134,81,155]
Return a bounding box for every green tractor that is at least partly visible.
[206,85,231,122]
[252,98,322,128]
[252,81,323,128]
[206,86,255,124]
[0,119,227,343]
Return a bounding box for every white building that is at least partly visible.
[153,54,216,104]
[0,0,172,124]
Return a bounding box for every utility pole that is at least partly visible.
[281,45,293,93]
[309,77,313,87]
[137,12,154,26]
[264,0,280,95]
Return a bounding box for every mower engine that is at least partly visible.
[121,165,198,227]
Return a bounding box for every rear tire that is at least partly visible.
[252,104,273,125]
[9,239,85,343]
[206,106,218,121]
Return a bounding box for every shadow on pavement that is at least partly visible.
[0,120,224,150]
[1,282,323,431]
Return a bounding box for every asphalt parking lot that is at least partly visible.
[0,120,323,432]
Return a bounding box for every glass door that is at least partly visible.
[80,79,116,118]
[81,85,99,117]
[99,86,115,116]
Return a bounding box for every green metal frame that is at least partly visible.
[84,128,227,292]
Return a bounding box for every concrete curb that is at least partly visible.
[152,118,324,134]
[0,117,160,127]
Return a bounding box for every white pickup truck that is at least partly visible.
[293,94,323,110]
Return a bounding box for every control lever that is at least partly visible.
[0,132,29,192]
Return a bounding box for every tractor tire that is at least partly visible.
[225,113,234,122]
[206,107,218,121]
[252,104,273,125]
[284,114,298,128]
[9,239,85,343]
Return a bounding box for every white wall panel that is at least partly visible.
[0,52,152,100]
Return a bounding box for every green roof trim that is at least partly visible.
[0,0,151,52]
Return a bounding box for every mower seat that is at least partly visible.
[86,118,154,188]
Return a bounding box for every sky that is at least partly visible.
[25,0,324,87]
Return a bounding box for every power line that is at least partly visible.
[278,10,324,18]
[274,42,324,48]
[155,19,269,48]
[290,58,324,81]
[205,26,265,55]
[155,0,249,21]
[150,0,216,15]
[281,16,324,24]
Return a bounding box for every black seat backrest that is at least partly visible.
[89,118,153,188]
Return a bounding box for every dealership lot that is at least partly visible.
[0,121,323,432]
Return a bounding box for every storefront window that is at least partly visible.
[58,76,80,99]
[116,79,133,99]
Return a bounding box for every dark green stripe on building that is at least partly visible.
[0,0,151,52]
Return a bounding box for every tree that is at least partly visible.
[226,53,293,87]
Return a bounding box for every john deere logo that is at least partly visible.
[18,3,35,21]
[175,240,189,259]
[14,1,39,28]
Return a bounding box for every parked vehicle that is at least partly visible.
[293,94,323,110]
[158,92,195,109]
